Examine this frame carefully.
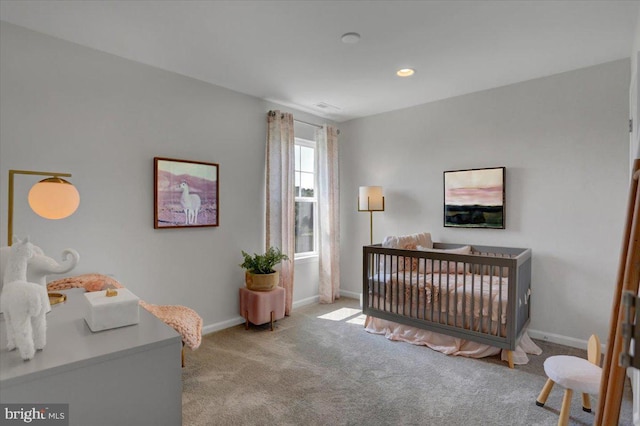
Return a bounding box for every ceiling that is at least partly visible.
[0,1,638,122]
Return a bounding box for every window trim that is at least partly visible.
[294,137,318,259]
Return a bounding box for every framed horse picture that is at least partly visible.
[154,157,219,229]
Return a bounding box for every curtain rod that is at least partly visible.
[269,111,339,134]
[294,119,340,135]
[294,119,322,129]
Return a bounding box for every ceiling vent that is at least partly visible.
[314,102,342,111]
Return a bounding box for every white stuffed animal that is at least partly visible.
[0,237,49,360]
[0,241,79,314]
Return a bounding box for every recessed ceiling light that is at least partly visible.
[341,32,361,44]
[397,68,415,77]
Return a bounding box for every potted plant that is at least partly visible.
[239,246,289,291]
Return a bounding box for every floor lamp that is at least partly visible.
[7,169,80,246]
[358,186,384,245]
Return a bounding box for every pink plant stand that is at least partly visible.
[239,286,285,331]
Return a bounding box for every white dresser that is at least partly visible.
[0,289,182,425]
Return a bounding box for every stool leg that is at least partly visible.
[181,342,185,368]
[558,388,573,426]
[536,378,555,406]
[270,311,274,331]
[581,393,591,412]
[245,310,249,330]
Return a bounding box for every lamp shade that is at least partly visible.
[28,177,80,219]
[359,186,384,211]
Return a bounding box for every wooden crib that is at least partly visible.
[362,242,532,367]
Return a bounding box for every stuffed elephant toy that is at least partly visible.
[0,240,79,313]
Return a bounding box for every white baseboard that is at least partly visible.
[339,289,360,300]
[202,303,597,355]
[292,295,319,309]
[527,329,591,350]
[202,295,319,335]
[330,293,594,351]
[343,296,592,349]
[202,316,245,336]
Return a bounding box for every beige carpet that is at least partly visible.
[182,297,633,425]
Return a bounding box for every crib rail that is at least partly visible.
[362,243,532,351]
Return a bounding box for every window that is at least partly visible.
[294,138,317,257]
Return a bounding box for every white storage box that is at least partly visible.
[83,288,140,332]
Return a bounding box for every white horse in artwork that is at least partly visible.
[0,237,49,360]
[179,182,201,225]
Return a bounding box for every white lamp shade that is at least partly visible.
[359,186,384,211]
[28,178,80,219]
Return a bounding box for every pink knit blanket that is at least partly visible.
[48,274,202,350]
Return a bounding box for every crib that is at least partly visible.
[362,241,532,367]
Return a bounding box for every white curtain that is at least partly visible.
[316,125,340,303]
[266,110,295,315]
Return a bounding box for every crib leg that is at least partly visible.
[506,350,514,369]
[363,315,371,328]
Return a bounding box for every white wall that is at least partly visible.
[0,22,324,332]
[632,5,640,164]
[0,20,631,347]
[340,59,630,347]
[628,12,640,425]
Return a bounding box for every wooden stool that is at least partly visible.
[239,286,285,331]
[535,335,602,426]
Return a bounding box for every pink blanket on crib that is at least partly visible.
[364,316,541,364]
[376,271,510,323]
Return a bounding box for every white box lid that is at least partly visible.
[84,288,139,305]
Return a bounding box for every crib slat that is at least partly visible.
[462,271,467,330]
[480,267,484,335]
[489,270,493,336]
[452,269,457,328]
[470,272,476,333]
[499,266,504,336]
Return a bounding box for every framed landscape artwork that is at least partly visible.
[154,157,219,229]
[443,166,505,229]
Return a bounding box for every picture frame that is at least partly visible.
[443,166,505,229]
[154,157,219,229]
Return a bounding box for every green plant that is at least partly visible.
[239,246,289,274]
